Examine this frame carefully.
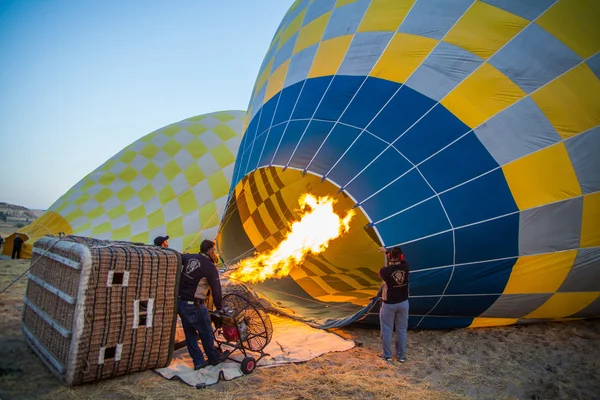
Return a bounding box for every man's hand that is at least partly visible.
[378,246,387,253]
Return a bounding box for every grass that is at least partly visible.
[1,259,599,400]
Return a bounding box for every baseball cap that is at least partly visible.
[153,235,169,246]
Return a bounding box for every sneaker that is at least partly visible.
[209,350,231,366]
[396,356,406,363]
[378,354,392,362]
[193,357,208,370]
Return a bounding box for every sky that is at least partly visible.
[0,0,292,210]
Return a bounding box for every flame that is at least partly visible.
[229,193,355,284]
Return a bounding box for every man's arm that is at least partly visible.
[379,246,388,267]
[204,263,223,310]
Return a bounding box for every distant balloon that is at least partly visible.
[218,0,600,329]
[7,111,245,258]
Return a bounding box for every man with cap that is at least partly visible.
[153,235,169,248]
[377,246,410,363]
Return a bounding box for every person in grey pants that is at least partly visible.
[377,246,410,362]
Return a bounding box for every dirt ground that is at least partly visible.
[0,225,16,237]
[1,259,599,400]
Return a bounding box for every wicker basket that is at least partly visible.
[22,235,181,386]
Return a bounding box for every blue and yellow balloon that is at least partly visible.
[218,0,600,329]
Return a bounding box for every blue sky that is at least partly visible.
[0,0,292,209]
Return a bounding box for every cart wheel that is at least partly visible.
[241,357,256,375]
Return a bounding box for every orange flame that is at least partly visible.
[229,194,355,284]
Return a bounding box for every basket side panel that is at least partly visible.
[22,306,72,366]
[70,246,180,383]
[25,280,75,329]
[22,237,85,385]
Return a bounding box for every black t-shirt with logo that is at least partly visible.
[178,253,222,309]
[378,261,410,304]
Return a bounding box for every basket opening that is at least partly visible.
[112,272,124,285]
[105,347,116,360]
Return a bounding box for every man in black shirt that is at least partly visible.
[378,246,409,362]
[12,234,24,259]
[178,239,229,369]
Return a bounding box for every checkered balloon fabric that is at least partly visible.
[31,111,245,253]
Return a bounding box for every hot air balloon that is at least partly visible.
[218,0,600,329]
[5,111,245,258]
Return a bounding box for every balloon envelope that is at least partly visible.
[219,0,600,329]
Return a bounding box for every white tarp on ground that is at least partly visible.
[154,314,355,388]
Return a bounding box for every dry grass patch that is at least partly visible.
[1,259,599,400]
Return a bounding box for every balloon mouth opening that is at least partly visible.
[217,166,383,324]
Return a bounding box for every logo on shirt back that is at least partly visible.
[391,270,406,286]
[184,258,201,275]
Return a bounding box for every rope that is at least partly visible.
[0,266,31,296]
[0,239,62,296]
